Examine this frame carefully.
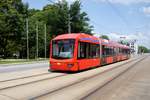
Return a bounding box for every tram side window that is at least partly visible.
[121,49,128,54]
[114,47,118,55]
[105,48,110,56]
[119,48,122,54]
[78,42,100,59]
[122,49,126,54]
[127,49,130,54]
[117,48,119,54]
[89,44,100,58]
[102,45,105,56]
[124,49,130,54]
[102,46,112,57]
[96,44,100,57]
[78,42,86,58]
[110,47,114,55]
[123,49,125,54]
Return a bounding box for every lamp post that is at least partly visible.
[26,18,29,60]
[36,21,38,60]
[44,24,47,59]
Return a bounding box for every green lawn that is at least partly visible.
[0,59,49,64]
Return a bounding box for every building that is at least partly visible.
[129,40,138,55]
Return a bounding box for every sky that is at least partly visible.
[22,0,150,48]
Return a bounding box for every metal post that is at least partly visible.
[44,24,47,59]
[26,18,29,60]
[36,21,38,60]
[68,13,71,34]
[68,2,71,34]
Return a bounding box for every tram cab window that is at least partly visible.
[78,42,100,59]
[52,39,75,59]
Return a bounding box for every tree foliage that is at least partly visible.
[100,35,109,40]
[0,0,93,58]
[0,0,28,58]
[138,45,150,53]
[70,0,93,33]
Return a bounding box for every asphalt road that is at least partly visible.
[0,61,49,73]
[84,55,150,100]
[0,54,140,73]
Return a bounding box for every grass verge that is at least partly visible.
[0,59,49,64]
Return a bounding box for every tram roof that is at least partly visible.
[102,39,130,49]
[52,33,100,41]
[52,33,130,49]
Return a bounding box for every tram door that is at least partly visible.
[113,47,118,62]
[101,45,107,65]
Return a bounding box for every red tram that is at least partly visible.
[50,33,130,72]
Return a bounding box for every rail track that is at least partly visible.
[0,57,136,90]
[80,55,148,100]
[0,72,66,90]
[0,72,50,83]
[0,55,146,100]
[30,55,147,100]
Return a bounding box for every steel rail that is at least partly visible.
[31,56,144,99]
[80,55,148,100]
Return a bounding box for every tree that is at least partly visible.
[0,0,28,58]
[26,0,93,58]
[70,0,93,34]
[0,0,93,59]
[138,46,149,53]
[100,35,109,40]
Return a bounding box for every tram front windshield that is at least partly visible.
[52,39,75,59]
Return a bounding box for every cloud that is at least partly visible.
[143,6,150,16]
[93,0,150,5]
[106,33,138,41]
[94,32,133,41]
[94,32,150,48]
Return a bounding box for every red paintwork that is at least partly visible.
[105,56,114,64]
[117,55,122,61]
[50,58,78,71]
[50,33,130,72]
[77,58,101,70]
